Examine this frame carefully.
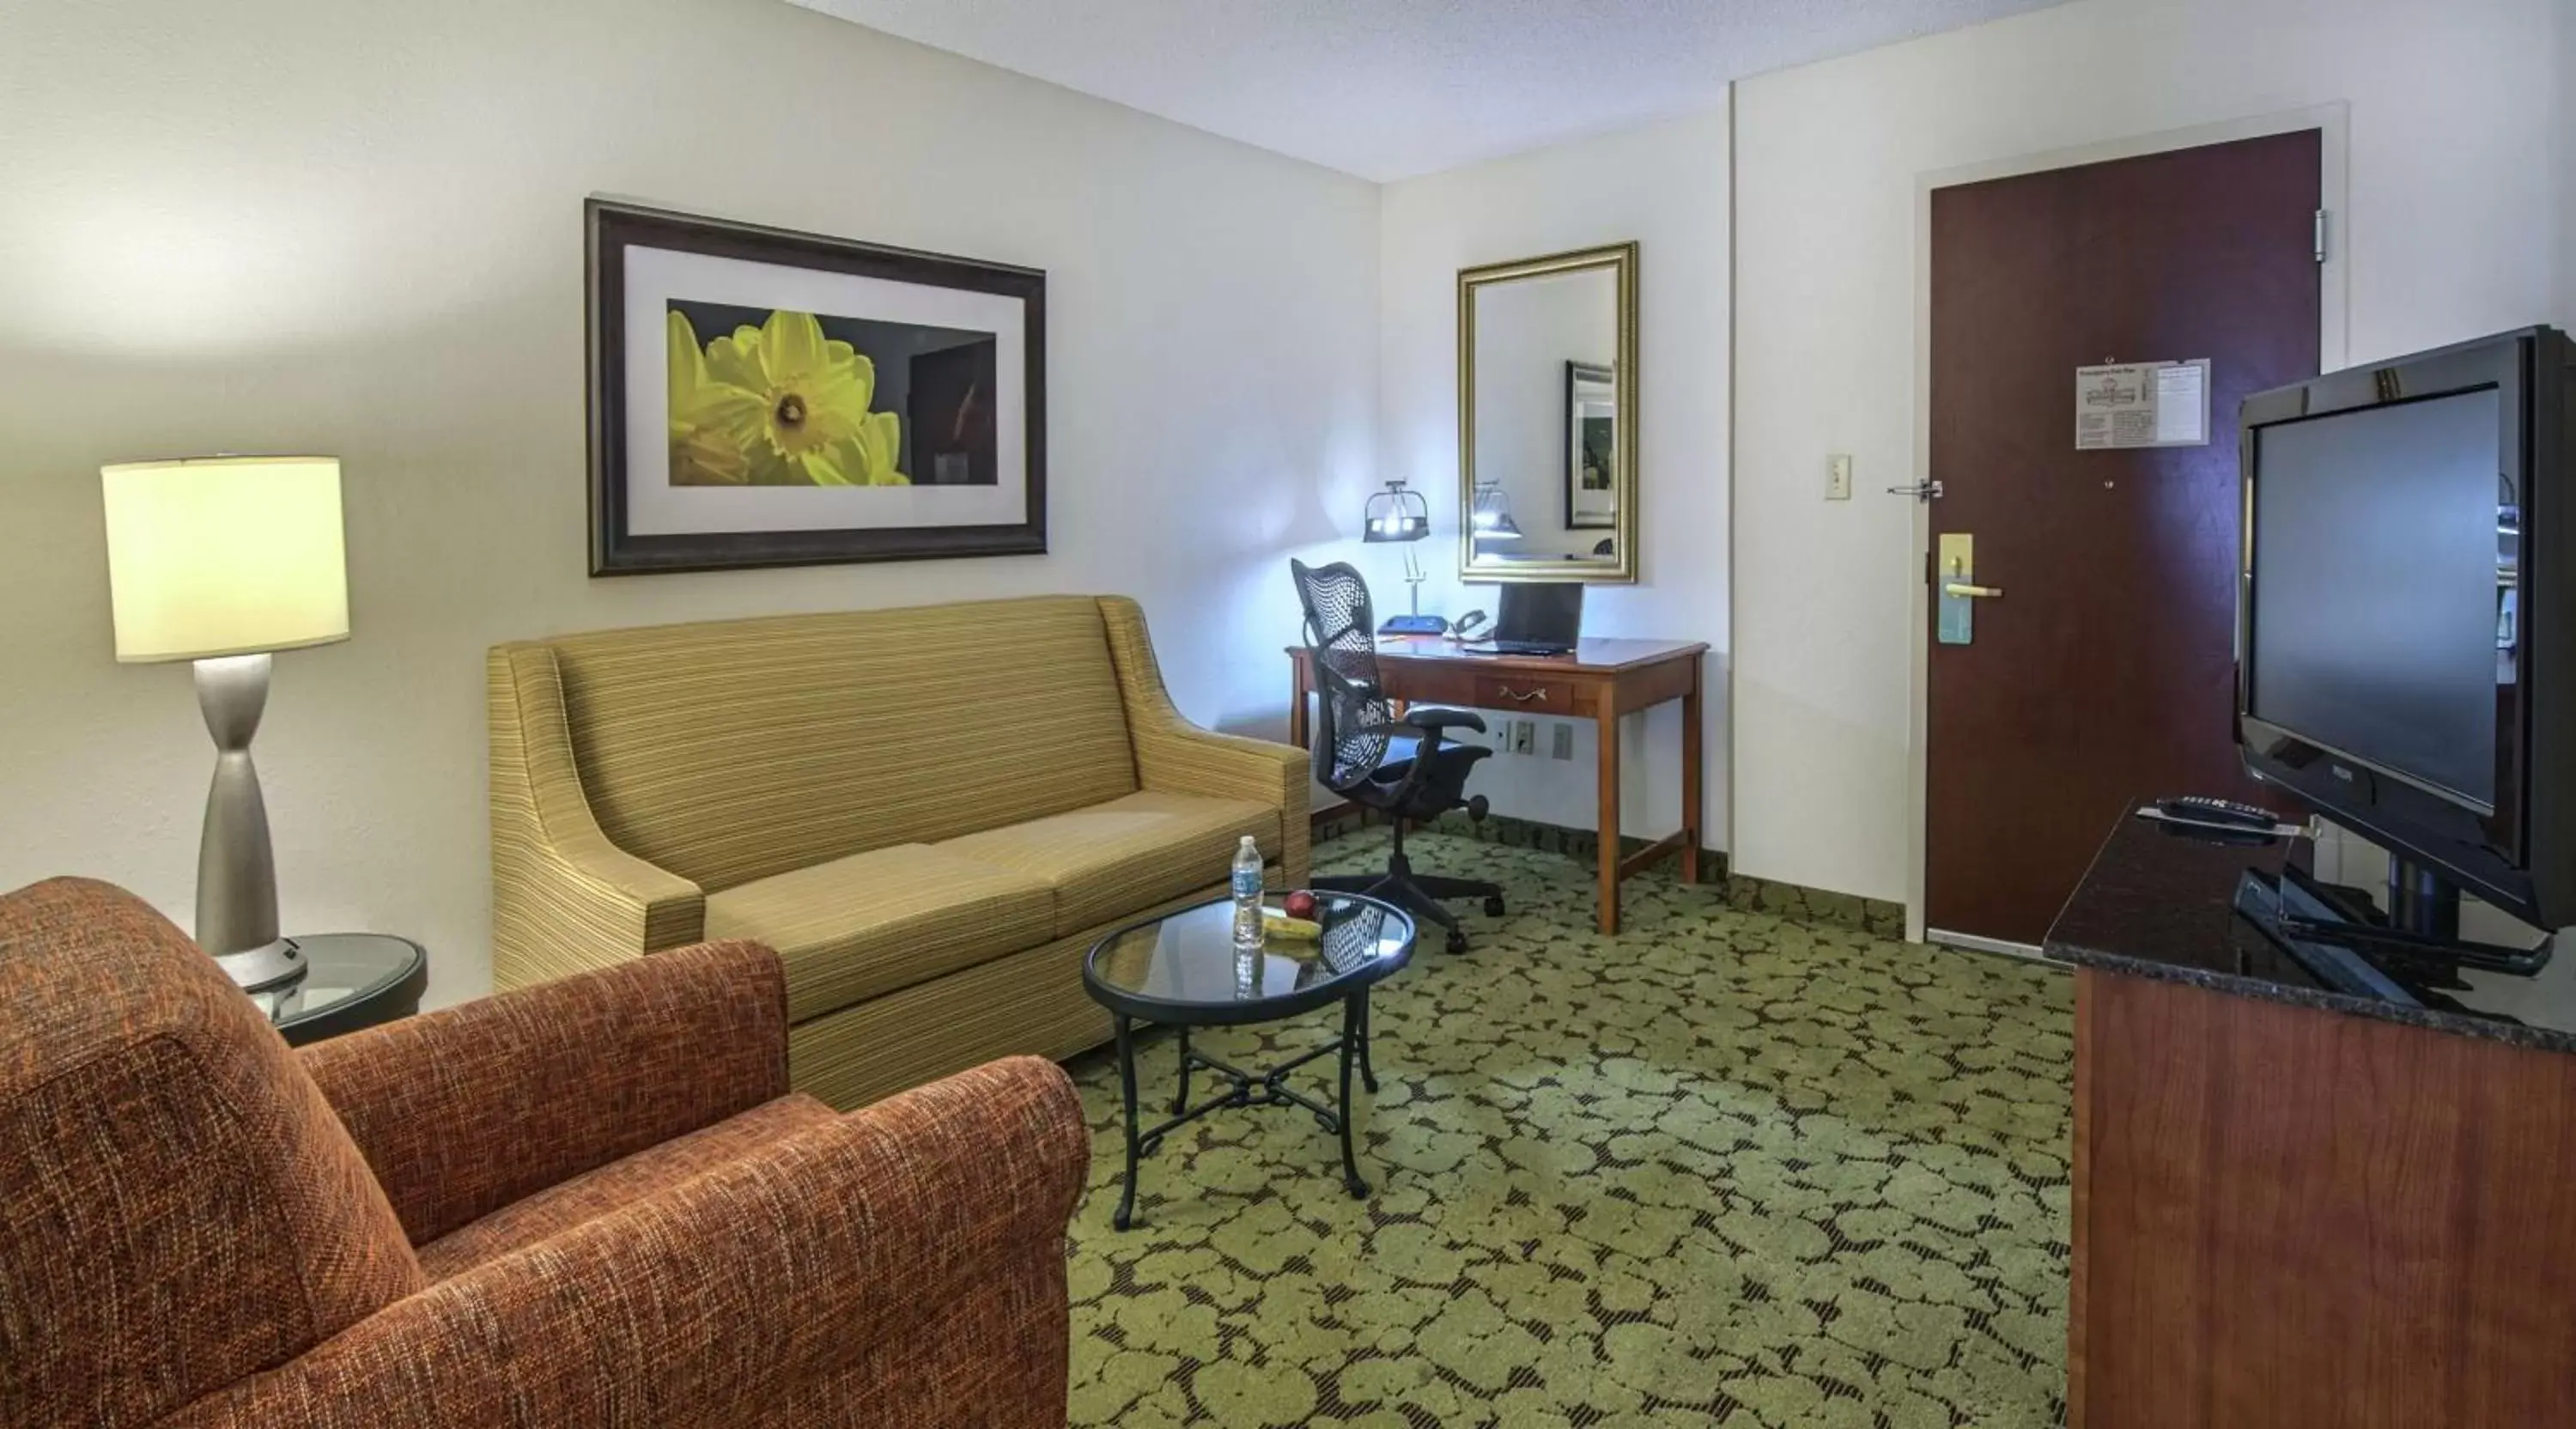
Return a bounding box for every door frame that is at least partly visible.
[1902,104,2353,949]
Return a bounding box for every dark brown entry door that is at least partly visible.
[1926,131,2321,946]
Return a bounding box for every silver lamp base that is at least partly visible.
[191,653,306,992]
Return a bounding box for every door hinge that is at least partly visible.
[2313,209,2328,264]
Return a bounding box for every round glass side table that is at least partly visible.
[245,933,428,1047]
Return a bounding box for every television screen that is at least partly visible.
[2248,387,2505,809]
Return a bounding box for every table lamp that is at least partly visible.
[100,456,349,990]
[1363,480,1444,634]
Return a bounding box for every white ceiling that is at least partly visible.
[790,0,2072,181]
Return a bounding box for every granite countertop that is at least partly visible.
[2043,806,2576,1055]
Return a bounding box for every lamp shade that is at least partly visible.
[101,457,349,663]
[1362,480,1430,543]
[1469,485,1523,539]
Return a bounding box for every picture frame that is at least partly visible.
[586,199,1048,575]
[1564,360,1618,530]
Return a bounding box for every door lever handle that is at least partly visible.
[1941,581,2004,599]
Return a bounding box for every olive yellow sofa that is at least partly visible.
[488,595,1309,1110]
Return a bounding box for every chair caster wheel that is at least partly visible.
[1483,896,1506,917]
[1445,929,1470,955]
[1467,794,1490,823]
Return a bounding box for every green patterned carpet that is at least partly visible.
[1062,832,2074,1428]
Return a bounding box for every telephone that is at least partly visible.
[1449,609,1493,642]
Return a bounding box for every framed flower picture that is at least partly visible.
[1563,360,1618,530]
[586,200,1047,575]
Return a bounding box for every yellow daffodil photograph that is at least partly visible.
[591,200,1042,573]
[665,301,1001,490]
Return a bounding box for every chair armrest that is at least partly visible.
[489,644,706,989]
[167,1059,1088,1429]
[298,939,789,1248]
[1097,597,1311,887]
[1400,704,1486,734]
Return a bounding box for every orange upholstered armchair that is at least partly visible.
[0,877,1089,1429]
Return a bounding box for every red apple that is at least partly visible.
[1284,890,1318,921]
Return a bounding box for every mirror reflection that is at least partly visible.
[1459,243,1636,582]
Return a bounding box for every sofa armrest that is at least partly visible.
[299,940,788,1248]
[488,644,705,988]
[167,1058,1088,1429]
[1097,597,1312,887]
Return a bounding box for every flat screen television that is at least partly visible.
[2238,325,2575,943]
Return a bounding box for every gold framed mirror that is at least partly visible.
[1457,241,1638,583]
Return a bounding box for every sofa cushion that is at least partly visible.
[937,790,1280,937]
[706,844,1057,1023]
[416,1093,839,1280]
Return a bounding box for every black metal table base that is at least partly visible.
[1111,993,1376,1231]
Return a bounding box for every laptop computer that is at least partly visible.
[1491,583,1583,655]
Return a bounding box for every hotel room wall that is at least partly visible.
[0,0,1382,1006]
[1734,0,2564,907]
[2559,0,2576,329]
[1378,106,1734,845]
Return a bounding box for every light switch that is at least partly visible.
[1826,454,1853,502]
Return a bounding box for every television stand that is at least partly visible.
[2236,860,2554,984]
[2053,806,2576,1427]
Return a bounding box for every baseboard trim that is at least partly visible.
[1926,927,2047,961]
[1716,870,1908,940]
[1313,807,1903,939]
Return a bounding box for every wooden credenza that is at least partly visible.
[2048,812,2576,1428]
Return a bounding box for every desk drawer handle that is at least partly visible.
[1498,686,1549,703]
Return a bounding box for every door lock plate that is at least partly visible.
[1937,533,1978,645]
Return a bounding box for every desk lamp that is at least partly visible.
[100,456,349,990]
[1468,483,1523,539]
[1363,480,1443,635]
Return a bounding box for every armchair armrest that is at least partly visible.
[489,644,705,988]
[1097,597,1311,886]
[299,939,788,1248]
[1349,709,1482,808]
[1400,704,1486,734]
[169,1059,1088,1429]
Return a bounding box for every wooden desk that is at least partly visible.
[1287,635,1707,935]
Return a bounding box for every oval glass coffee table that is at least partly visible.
[1083,892,1415,1231]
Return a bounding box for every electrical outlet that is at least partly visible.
[1550,722,1574,760]
[1510,720,1536,756]
[1826,453,1853,501]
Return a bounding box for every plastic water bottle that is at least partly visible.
[1230,836,1265,952]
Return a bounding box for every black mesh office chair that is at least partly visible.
[1291,559,1505,954]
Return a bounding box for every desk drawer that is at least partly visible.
[1473,673,1586,714]
[1381,660,1479,707]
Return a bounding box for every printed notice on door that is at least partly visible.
[2075,359,2210,449]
